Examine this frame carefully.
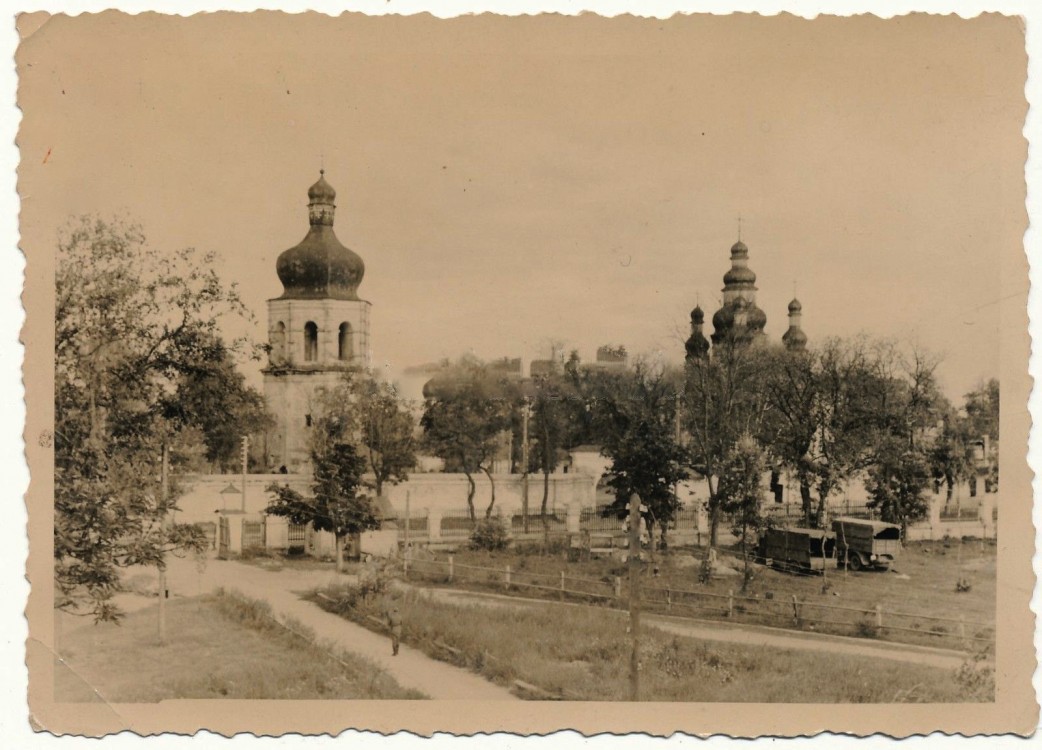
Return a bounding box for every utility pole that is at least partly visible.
[404,490,411,550]
[158,441,169,645]
[521,398,530,534]
[628,492,642,701]
[240,435,249,512]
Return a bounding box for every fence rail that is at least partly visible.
[398,556,994,648]
[388,498,995,544]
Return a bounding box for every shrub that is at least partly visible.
[470,517,510,552]
[955,649,995,701]
[856,620,880,639]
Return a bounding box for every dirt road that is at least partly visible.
[157,556,518,701]
[416,586,973,671]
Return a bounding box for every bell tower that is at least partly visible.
[262,171,372,471]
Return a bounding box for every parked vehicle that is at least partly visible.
[755,527,836,574]
[831,517,901,571]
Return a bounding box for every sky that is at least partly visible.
[17,11,1026,402]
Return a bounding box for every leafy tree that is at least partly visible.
[55,216,251,621]
[963,378,999,490]
[859,343,943,536]
[527,372,577,538]
[162,338,274,472]
[865,443,931,536]
[683,339,772,547]
[315,372,417,498]
[596,361,687,549]
[421,358,516,519]
[267,441,377,572]
[716,434,767,589]
[760,344,819,525]
[928,403,973,506]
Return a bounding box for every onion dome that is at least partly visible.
[685,305,710,362]
[308,172,336,203]
[783,326,808,351]
[724,265,757,285]
[275,171,366,300]
[730,240,748,256]
[711,298,767,346]
[746,304,767,330]
[783,297,807,351]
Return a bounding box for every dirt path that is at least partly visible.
[159,557,518,701]
[416,587,973,671]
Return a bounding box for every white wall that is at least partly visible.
[173,470,597,525]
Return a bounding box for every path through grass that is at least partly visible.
[55,590,425,702]
[311,582,994,702]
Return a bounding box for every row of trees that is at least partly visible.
[55,217,274,621]
[54,216,1000,618]
[56,217,424,609]
[416,340,999,554]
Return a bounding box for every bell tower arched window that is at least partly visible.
[271,321,287,364]
[304,322,318,362]
[338,322,352,361]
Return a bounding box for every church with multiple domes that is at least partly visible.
[685,238,807,362]
[259,171,808,468]
[262,171,372,471]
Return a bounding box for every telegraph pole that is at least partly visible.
[240,435,249,512]
[628,492,642,701]
[158,441,169,645]
[521,398,530,533]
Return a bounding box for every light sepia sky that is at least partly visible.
[18,12,1026,402]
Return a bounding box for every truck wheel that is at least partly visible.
[849,555,863,572]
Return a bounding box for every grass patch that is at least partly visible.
[55,590,425,702]
[311,581,991,703]
[403,540,996,649]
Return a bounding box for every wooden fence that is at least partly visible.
[398,556,994,650]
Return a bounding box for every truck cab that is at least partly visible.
[831,517,901,571]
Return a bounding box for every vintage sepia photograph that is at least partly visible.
[16,7,1035,739]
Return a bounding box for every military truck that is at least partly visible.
[755,527,836,574]
[831,517,901,571]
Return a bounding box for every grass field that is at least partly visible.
[400,538,996,649]
[55,590,425,702]
[311,581,994,702]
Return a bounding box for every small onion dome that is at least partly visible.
[690,305,705,325]
[685,330,710,362]
[276,174,366,300]
[746,304,767,331]
[788,298,802,314]
[730,240,749,257]
[783,325,808,351]
[308,171,336,202]
[711,304,731,333]
[723,265,757,286]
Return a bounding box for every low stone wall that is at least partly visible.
[174,471,597,525]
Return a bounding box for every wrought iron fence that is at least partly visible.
[242,519,266,550]
[579,507,626,532]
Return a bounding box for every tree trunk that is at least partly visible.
[481,466,496,518]
[334,533,344,573]
[740,519,749,592]
[709,504,720,549]
[541,470,551,545]
[800,480,814,527]
[464,472,476,521]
